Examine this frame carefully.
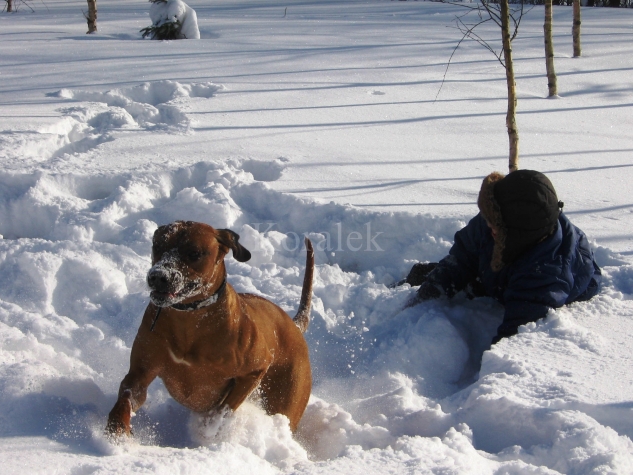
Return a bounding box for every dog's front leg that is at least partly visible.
[105,368,156,437]
[221,369,266,413]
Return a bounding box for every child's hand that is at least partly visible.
[404,282,442,308]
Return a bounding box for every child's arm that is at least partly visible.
[420,214,488,299]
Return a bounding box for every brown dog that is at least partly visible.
[106,221,314,436]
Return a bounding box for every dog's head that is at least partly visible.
[147,221,251,308]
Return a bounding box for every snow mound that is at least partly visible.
[242,157,289,182]
[148,0,201,40]
[190,403,308,469]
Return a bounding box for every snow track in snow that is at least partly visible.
[0,81,222,168]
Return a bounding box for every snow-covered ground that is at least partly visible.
[1,1,633,473]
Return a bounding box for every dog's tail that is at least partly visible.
[293,237,314,333]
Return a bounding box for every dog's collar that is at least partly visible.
[150,279,227,332]
[171,279,227,311]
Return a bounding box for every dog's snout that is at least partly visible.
[147,258,186,306]
[147,268,170,291]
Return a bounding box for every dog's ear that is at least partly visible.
[216,229,252,263]
[153,224,167,242]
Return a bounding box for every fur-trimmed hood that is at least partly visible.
[477,170,561,271]
[477,172,506,271]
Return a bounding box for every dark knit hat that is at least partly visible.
[478,170,562,271]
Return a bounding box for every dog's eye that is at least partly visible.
[188,251,203,262]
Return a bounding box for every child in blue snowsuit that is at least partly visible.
[405,170,601,344]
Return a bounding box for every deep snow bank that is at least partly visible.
[1,156,633,473]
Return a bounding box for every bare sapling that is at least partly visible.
[573,0,582,57]
[437,0,526,173]
[86,0,98,34]
[544,0,558,97]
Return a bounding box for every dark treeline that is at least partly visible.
[506,0,631,6]
[429,0,633,7]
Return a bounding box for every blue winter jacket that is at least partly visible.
[426,212,601,338]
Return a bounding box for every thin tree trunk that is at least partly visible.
[500,0,519,173]
[544,0,558,97]
[86,0,98,34]
[7,0,13,13]
[572,0,581,57]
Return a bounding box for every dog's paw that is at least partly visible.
[104,417,133,439]
[105,392,134,438]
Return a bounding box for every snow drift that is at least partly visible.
[1,150,633,473]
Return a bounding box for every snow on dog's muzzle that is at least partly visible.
[147,252,186,307]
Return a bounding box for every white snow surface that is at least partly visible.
[1,1,633,474]
[148,0,200,40]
